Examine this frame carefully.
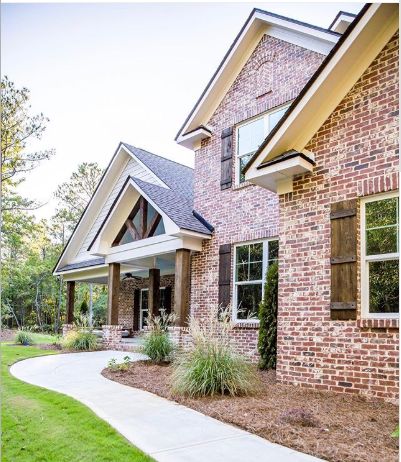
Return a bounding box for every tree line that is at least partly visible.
[1,77,107,332]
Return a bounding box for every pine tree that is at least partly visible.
[258,261,278,369]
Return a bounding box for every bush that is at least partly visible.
[107,356,131,372]
[258,261,278,370]
[15,330,34,346]
[171,305,260,397]
[142,312,176,363]
[62,331,98,351]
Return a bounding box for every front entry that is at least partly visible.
[139,287,170,329]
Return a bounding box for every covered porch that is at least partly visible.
[62,247,192,349]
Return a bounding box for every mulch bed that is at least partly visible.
[102,361,399,462]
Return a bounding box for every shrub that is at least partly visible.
[62,331,98,351]
[171,305,260,397]
[258,261,278,370]
[142,312,176,363]
[107,356,131,372]
[15,330,34,346]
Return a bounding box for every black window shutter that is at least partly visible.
[218,244,232,308]
[164,286,172,315]
[133,288,140,330]
[330,199,357,320]
[221,127,233,190]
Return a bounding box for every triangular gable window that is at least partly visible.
[112,197,165,246]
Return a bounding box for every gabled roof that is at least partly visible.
[122,143,194,199]
[54,143,212,275]
[244,3,399,189]
[132,178,213,235]
[175,7,341,150]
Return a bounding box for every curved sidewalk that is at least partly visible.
[11,350,324,462]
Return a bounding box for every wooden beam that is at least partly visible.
[140,197,148,238]
[107,263,120,324]
[125,219,140,240]
[148,268,160,318]
[174,249,191,326]
[144,213,161,238]
[66,281,75,324]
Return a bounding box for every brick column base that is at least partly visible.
[168,326,191,350]
[102,325,123,349]
[62,324,75,337]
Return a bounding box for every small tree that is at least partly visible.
[258,261,278,370]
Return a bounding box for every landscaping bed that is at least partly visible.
[103,360,399,462]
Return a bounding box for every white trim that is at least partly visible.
[176,10,339,149]
[235,103,291,185]
[139,286,166,329]
[360,191,399,319]
[245,4,399,185]
[232,237,278,323]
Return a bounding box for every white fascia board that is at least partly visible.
[176,11,339,149]
[177,127,212,151]
[91,178,179,255]
[171,229,212,240]
[246,4,398,184]
[120,144,169,189]
[54,265,108,280]
[105,235,203,264]
[55,146,130,271]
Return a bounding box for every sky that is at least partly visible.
[2,1,364,220]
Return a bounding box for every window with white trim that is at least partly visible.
[236,104,290,184]
[361,193,399,318]
[233,239,278,321]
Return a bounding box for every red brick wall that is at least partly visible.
[191,35,325,359]
[277,33,399,402]
[118,275,175,329]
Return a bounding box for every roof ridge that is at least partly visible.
[122,142,194,171]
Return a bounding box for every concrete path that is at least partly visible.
[11,350,324,462]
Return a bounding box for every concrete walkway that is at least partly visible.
[11,350,324,462]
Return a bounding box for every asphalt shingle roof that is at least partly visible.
[131,177,212,235]
[123,143,194,200]
[58,258,105,273]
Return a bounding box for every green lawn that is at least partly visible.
[2,343,154,462]
[29,332,60,344]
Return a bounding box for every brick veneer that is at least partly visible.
[118,275,175,329]
[62,323,75,337]
[277,33,399,402]
[191,35,325,360]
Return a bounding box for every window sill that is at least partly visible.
[232,181,255,191]
[357,318,399,329]
[233,320,260,329]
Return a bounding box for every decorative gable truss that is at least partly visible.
[113,196,165,246]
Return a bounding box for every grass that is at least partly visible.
[1,343,154,462]
[28,332,59,344]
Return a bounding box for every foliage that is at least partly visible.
[2,344,154,462]
[142,312,176,363]
[62,331,98,351]
[15,330,34,346]
[258,261,279,370]
[171,305,260,397]
[107,356,131,372]
[80,299,89,315]
[391,425,399,438]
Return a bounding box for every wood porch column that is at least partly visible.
[174,249,191,326]
[148,268,160,318]
[107,263,120,324]
[66,281,75,324]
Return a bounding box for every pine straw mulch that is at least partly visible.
[102,360,399,462]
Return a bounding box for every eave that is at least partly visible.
[175,8,340,151]
[244,3,399,193]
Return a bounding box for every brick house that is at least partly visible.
[54,4,399,401]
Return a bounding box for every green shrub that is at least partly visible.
[172,305,260,397]
[62,331,98,351]
[15,330,34,346]
[142,312,176,363]
[258,261,278,370]
[107,356,131,372]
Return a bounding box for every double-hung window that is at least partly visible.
[233,239,278,321]
[361,193,399,318]
[236,104,289,184]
